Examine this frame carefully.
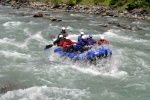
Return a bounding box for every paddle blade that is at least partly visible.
[44,44,53,51]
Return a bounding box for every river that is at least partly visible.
[0,5,150,100]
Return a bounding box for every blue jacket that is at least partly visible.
[86,38,96,45]
[77,36,82,42]
[75,39,89,51]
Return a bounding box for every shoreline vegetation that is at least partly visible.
[0,0,150,20]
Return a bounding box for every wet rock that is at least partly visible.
[56,19,62,22]
[51,18,62,22]
[51,18,57,21]
[0,84,24,93]
[52,4,61,9]
[44,13,50,16]
[108,21,142,30]
[33,12,43,17]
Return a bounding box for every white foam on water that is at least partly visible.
[20,30,48,47]
[104,29,149,43]
[131,20,149,25]
[70,14,84,17]
[23,28,32,36]
[31,31,43,40]
[0,50,31,59]
[125,81,150,91]
[51,47,128,78]
[103,29,120,37]
[144,27,150,30]
[145,33,150,36]
[71,64,128,78]
[28,21,38,25]
[0,15,11,20]
[135,57,150,72]
[0,38,28,49]
[66,26,73,31]
[101,89,118,99]
[107,17,118,21]
[0,86,90,100]
[133,39,149,43]
[3,21,23,27]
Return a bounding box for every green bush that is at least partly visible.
[109,0,118,5]
[67,0,76,6]
[76,0,82,4]
[93,0,105,5]
[116,1,123,6]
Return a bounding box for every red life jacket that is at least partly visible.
[97,39,109,45]
[57,38,65,46]
[63,39,76,48]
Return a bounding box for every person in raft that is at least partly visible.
[62,36,76,52]
[53,27,68,45]
[77,31,84,42]
[53,35,65,47]
[97,36,109,45]
[86,34,96,45]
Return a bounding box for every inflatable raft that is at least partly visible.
[54,45,112,60]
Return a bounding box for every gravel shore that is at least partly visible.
[1,1,150,20]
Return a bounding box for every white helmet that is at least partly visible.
[101,36,104,39]
[62,27,66,30]
[82,35,86,39]
[59,35,63,38]
[80,32,84,35]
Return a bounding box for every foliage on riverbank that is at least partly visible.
[28,0,150,10]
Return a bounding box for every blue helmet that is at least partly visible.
[89,34,93,38]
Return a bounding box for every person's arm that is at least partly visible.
[53,39,60,45]
[85,39,90,45]
[63,42,67,48]
[70,40,76,44]
[77,36,80,42]
[105,40,109,44]
[97,40,101,45]
[93,39,96,44]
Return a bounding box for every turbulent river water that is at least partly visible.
[0,5,150,100]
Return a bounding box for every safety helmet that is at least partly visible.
[101,36,104,40]
[89,34,93,38]
[59,35,63,38]
[62,27,66,30]
[82,35,86,39]
[80,32,84,35]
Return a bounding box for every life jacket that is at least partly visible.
[97,39,109,45]
[63,39,76,48]
[57,38,65,46]
[77,36,82,42]
[81,39,88,47]
[87,38,96,45]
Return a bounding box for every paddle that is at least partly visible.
[44,44,53,51]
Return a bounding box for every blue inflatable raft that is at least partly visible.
[54,45,112,60]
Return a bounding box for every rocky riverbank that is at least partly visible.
[1,1,150,20]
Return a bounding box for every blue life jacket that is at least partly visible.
[86,38,96,45]
[77,36,82,42]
